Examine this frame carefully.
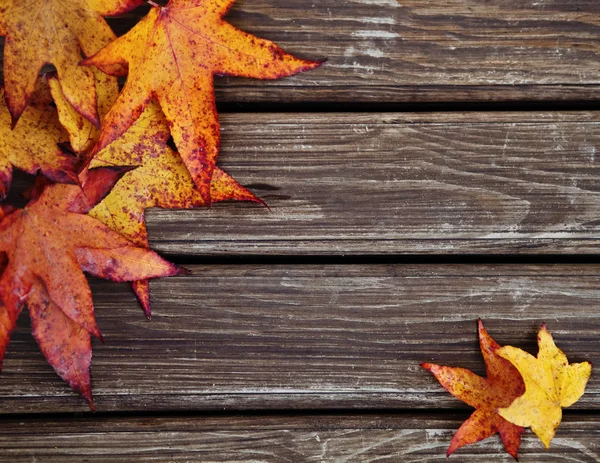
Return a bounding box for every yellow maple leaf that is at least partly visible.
[87,101,262,316]
[497,324,592,448]
[0,0,142,125]
[49,69,119,154]
[0,81,77,198]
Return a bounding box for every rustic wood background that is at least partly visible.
[1,0,600,461]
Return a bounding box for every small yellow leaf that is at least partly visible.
[497,324,592,448]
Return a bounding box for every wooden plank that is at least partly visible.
[119,0,600,103]
[3,0,600,104]
[0,413,598,462]
[144,112,600,256]
[1,264,598,413]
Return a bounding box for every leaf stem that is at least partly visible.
[147,1,160,7]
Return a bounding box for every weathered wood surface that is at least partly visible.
[143,112,600,256]
[0,413,597,462]
[121,0,600,103]
[0,2,598,458]
[3,0,600,104]
[1,264,598,413]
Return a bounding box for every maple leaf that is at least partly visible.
[0,82,78,198]
[87,101,262,316]
[0,0,143,125]
[0,169,181,407]
[421,320,525,459]
[497,324,592,448]
[28,279,94,408]
[49,68,119,154]
[83,0,323,204]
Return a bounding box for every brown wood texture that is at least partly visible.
[124,0,600,103]
[3,0,600,103]
[0,413,598,462]
[144,112,600,256]
[1,264,598,413]
[1,1,599,458]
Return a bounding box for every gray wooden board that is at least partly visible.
[142,112,600,256]
[2,0,600,104]
[0,413,597,462]
[0,264,598,413]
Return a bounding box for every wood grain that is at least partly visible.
[0,413,597,462]
[2,0,600,104]
[139,112,600,256]
[115,0,600,103]
[1,264,598,413]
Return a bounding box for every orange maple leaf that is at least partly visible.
[83,0,323,203]
[0,0,143,125]
[421,320,525,459]
[87,101,263,316]
[0,168,181,407]
[0,81,78,198]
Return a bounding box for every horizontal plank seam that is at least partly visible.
[217,105,600,113]
[0,408,596,423]
[214,115,600,123]
[158,254,600,266]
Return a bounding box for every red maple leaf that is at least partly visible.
[422,320,525,459]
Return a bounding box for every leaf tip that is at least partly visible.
[538,322,551,344]
[446,441,458,458]
[176,266,192,276]
[302,58,326,73]
[252,196,270,211]
[9,113,19,130]
[81,384,95,411]
[87,398,96,412]
[477,318,485,332]
[94,329,105,344]
[132,280,152,319]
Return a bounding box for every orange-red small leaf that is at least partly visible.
[421,320,525,459]
[0,175,180,406]
[29,281,94,410]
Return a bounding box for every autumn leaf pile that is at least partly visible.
[0,0,321,409]
[422,320,592,459]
